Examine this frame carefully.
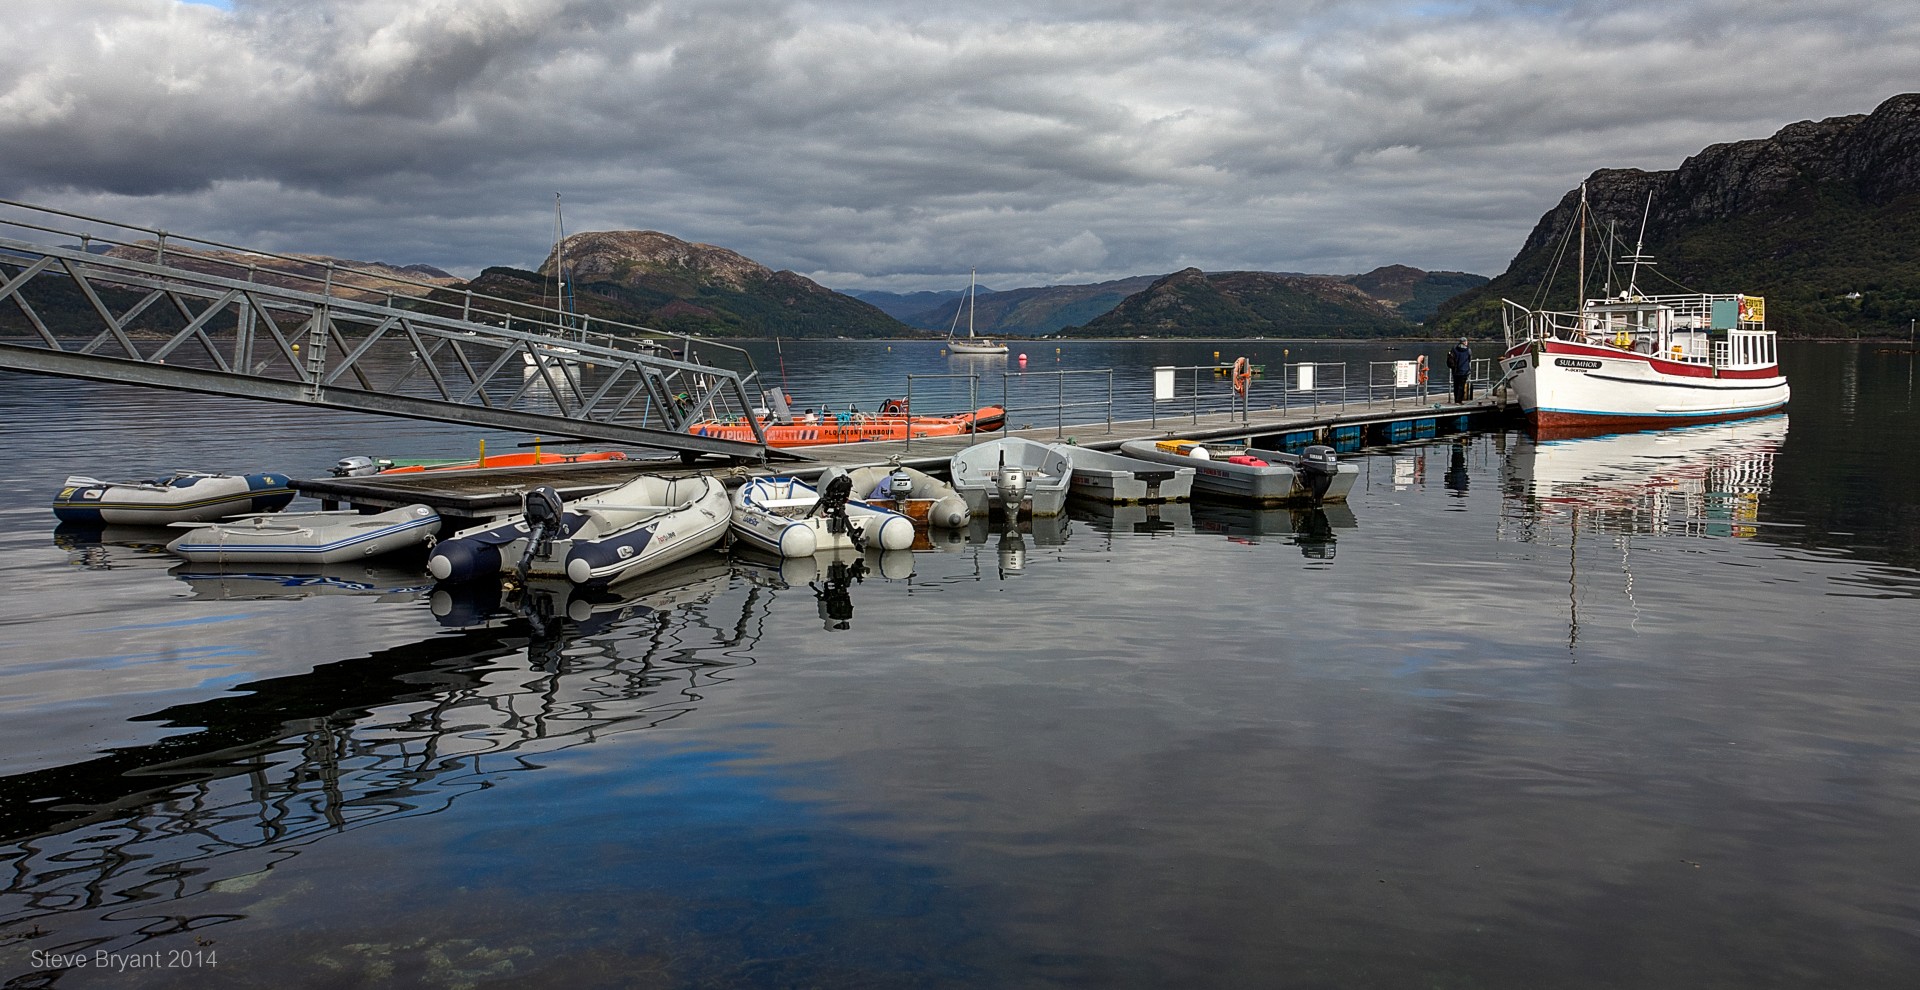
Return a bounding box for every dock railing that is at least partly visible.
[1151,364,1255,428]
[1271,361,1349,416]
[998,368,1115,439]
[902,372,981,451]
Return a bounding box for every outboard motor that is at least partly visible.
[809,470,866,553]
[331,455,381,477]
[514,486,568,584]
[811,557,867,631]
[990,449,1028,523]
[887,467,915,500]
[1297,445,1340,501]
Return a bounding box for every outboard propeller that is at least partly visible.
[809,470,866,553]
[1297,445,1340,501]
[514,486,568,586]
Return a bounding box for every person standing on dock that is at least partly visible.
[1447,338,1474,403]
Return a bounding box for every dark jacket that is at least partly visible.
[1447,344,1472,377]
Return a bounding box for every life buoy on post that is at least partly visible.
[1231,357,1252,396]
[1416,354,1429,385]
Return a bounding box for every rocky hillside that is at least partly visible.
[1436,92,1920,338]
[1057,267,1484,338]
[523,231,907,338]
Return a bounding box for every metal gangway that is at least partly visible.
[0,200,776,461]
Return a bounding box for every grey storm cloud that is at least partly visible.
[2,0,1914,291]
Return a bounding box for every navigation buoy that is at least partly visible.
[1018,353,1028,367]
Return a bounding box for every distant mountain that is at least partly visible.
[846,287,993,322]
[101,243,461,303]
[1436,92,1920,338]
[435,230,909,338]
[1056,267,1486,338]
[910,275,1165,335]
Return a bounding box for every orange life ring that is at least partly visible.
[880,398,908,416]
[1231,357,1252,396]
[1416,354,1429,385]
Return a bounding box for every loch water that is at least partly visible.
[1,339,1917,988]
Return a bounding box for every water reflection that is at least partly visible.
[0,554,769,936]
[1501,416,1787,539]
[731,547,916,630]
[1190,501,1356,557]
[1068,499,1194,537]
[170,561,433,601]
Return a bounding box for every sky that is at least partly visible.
[1,1,1913,293]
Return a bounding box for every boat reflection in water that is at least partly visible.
[1068,499,1194,538]
[1502,414,1786,539]
[731,546,915,630]
[0,553,776,947]
[1190,501,1357,558]
[51,522,182,570]
[170,561,434,601]
[961,513,1072,578]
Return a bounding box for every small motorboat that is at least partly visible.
[1118,439,1357,504]
[53,470,293,525]
[687,387,1005,447]
[844,462,971,528]
[331,450,628,476]
[166,504,441,564]
[1045,444,1194,504]
[949,437,1072,521]
[428,474,730,585]
[730,472,915,557]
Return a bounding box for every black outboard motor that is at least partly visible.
[809,471,866,553]
[812,557,868,631]
[1297,445,1340,501]
[514,486,568,585]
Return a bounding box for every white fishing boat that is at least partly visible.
[950,436,1072,520]
[1118,439,1356,504]
[52,470,294,525]
[845,462,971,528]
[167,504,441,564]
[730,472,916,557]
[1498,184,1789,433]
[1046,444,1194,504]
[945,268,1009,355]
[428,474,730,585]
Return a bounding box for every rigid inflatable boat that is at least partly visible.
[53,471,293,525]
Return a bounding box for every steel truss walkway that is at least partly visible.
[0,200,776,461]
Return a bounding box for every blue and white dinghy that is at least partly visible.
[428,474,730,585]
[731,472,915,557]
[53,470,293,525]
[167,504,441,565]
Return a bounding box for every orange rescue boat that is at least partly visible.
[689,398,1006,448]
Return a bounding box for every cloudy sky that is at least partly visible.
[1,1,1913,292]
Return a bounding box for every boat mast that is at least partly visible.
[1624,188,1654,298]
[967,268,977,339]
[1577,182,1587,318]
[552,193,569,330]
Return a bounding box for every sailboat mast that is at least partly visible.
[1577,182,1587,316]
[553,193,568,329]
[967,268,976,339]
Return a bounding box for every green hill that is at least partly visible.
[1435,93,1920,339]
[1056,267,1482,338]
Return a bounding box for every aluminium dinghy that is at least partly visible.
[166,504,440,564]
[949,436,1072,521]
[1045,444,1194,504]
[429,474,730,585]
[1118,439,1356,504]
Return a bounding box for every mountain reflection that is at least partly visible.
[0,554,766,929]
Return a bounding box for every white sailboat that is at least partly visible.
[525,193,584,369]
[946,268,1009,355]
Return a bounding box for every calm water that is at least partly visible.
[1,340,1917,988]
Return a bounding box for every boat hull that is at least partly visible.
[1117,441,1356,504]
[845,465,971,528]
[1048,445,1195,504]
[53,471,294,525]
[950,437,1073,518]
[690,406,1005,447]
[731,477,916,557]
[167,504,441,564]
[428,475,730,585]
[1501,341,1790,432]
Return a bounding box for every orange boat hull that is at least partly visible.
[690,406,1006,447]
[378,451,629,474]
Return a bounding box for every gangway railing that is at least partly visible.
[998,368,1115,439]
[902,372,982,452]
[0,199,772,460]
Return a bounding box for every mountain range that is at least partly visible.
[1437,92,1920,338]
